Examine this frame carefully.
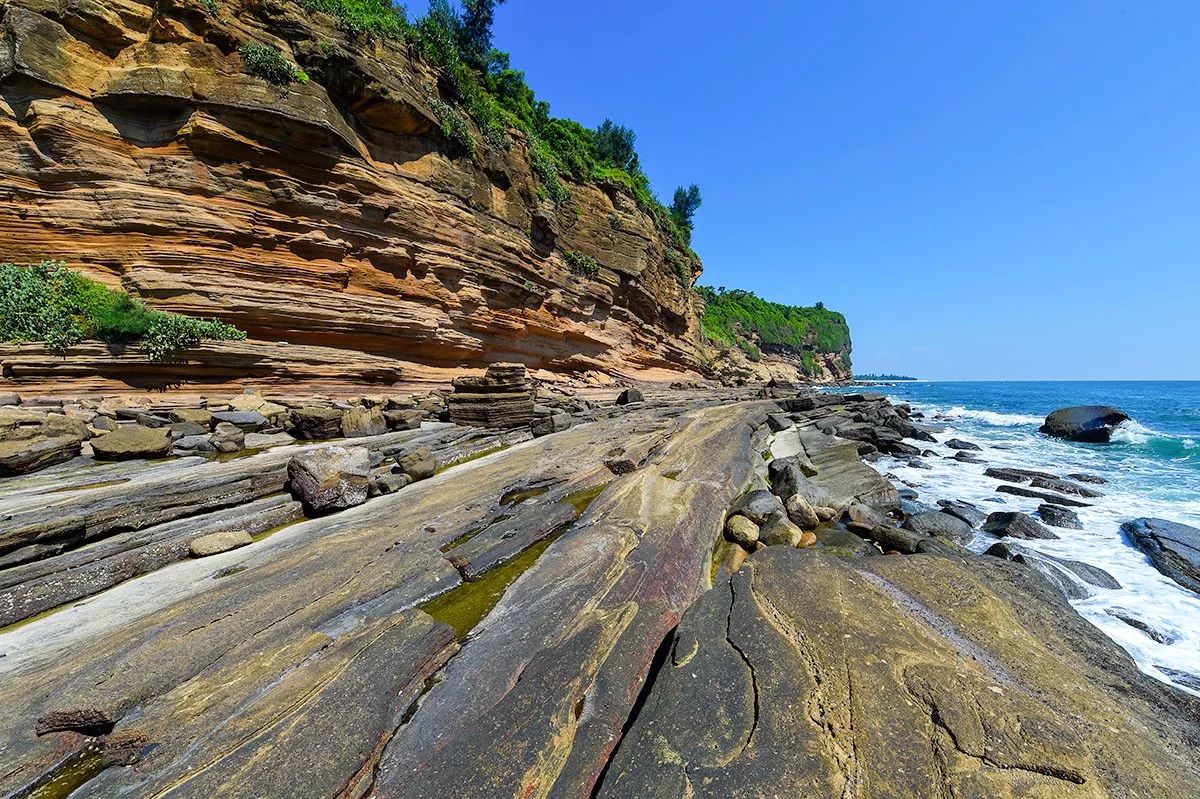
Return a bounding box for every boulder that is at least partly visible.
[784,494,819,529]
[530,413,573,438]
[996,484,1091,507]
[1105,607,1176,644]
[0,393,20,407]
[383,409,424,431]
[765,413,791,432]
[189,530,253,558]
[174,434,216,453]
[290,407,344,440]
[758,511,803,547]
[730,490,784,526]
[210,410,269,433]
[902,511,972,544]
[945,438,982,451]
[1038,503,1083,530]
[615,387,644,405]
[936,499,986,527]
[169,408,213,426]
[984,466,1059,483]
[842,502,885,533]
[397,446,437,481]
[448,364,537,428]
[1068,473,1108,484]
[952,450,985,463]
[1121,518,1200,594]
[724,515,760,548]
[982,511,1059,540]
[210,422,245,453]
[0,435,83,476]
[1040,405,1130,443]
[287,446,371,513]
[369,472,410,497]
[341,406,387,438]
[91,425,172,461]
[1030,476,1103,498]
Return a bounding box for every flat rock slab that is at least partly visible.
[996,483,1092,507]
[1122,518,1200,594]
[445,500,578,580]
[595,549,1200,798]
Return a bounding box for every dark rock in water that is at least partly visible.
[0,435,83,475]
[765,413,791,432]
[1038,503,1083,530]
[903,511,973,544]
[1069,473,1109,485]
[91,425,172,461]
[885,440,922,457]
[984,466,1059,483]
[731,489,784,526]
[937,499,986,528]
[996,484,1091,507]
[952,450,985,463]
[985,541,1120,598]
[945,438,982,451]
[982,511,1059,540]
[1105,607,1176,644]
[1030,476,1103,498]
[897,486,919,500]
[906,457,932,470]
[615,387,644,405]
[595,548,1200,799]
[288,446,371,513]
[857,523,926,554]
[1122,518,1200,594]
[1156,666,1200,692]
[1040,405,1130,443]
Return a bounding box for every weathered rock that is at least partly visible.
[1041,405,1131,443]
[597,549,1200,799]
[814,505,837,522]
[765,412,791,432]
[287,446,371,513]
[530,413,573,437]
[0,393,20,407]
[730,490,784,525]
[383,409,424,431]
[758,511,803,547]
[945,437,982,451]
[0,435,83,476]
[448,364,537,428]
[370,472,410,496]
[952,450,985,463]
[615,387,644,405]
[445,501,578,580]
[902,511,973,543]
[1122,518,1200,594]
[189,531,253,558]
[982,511,1059,540]
[169,408,213,426]
[996,483,1091,507]
[936,499,986,527]
[341,405,387,438]
[1028,476,1103,498]
[985,541,1121,599]
[90,425,172,461]
[604,457,638,475]
[397,446,437,481]
[1068,472,1108,484]
[210,422,245,453]
[1106,607,1176,644]
[1038,503,1083,529]
[210,411,269,433]
[724,515,761,548]
[843,502,884,533]
[784,493,819,529]
[984,466,1059,483]
[290,407,345,440]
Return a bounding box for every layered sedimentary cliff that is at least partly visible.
[0,0,705,392]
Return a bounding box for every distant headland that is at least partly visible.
[854,373,919,381]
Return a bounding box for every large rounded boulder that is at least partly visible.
[1039,406,1130,443]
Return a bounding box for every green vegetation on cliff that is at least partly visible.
[0,261,245,360]
[697,286,851,375]
[294,0,699,248]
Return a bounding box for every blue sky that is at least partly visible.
[409,2,1200,380]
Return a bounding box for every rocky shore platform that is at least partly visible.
[1,380,1198,798]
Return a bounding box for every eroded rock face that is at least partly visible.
[0,0,706,395]
[1123,518,1200,594]
[287,446,370,513]
[597,549,1200,798]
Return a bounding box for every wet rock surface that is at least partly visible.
[1041,405,1131,443]
[1122,518,1200,594]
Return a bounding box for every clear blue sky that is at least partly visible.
[408,1,1200,380]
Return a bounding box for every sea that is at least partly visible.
[828,380,1200,697]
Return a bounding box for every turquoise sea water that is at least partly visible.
[830,381,1200,695]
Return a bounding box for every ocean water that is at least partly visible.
[831,381,1200,696]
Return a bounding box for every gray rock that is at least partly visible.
[945,438,982,451]
[730,490,784,525]
[383,409,424,431]
[1121,518,1200,594]
[953,450,985,463]
[996,484,1091,507]
[189,530,253,558]
[173,434,216,453]
[785,493,819,529]
[984,466,1059,483]
[615,387,644,405]
[982,511,1059,540]
[370,473,410,497]
[91,426,172,461]
[211,410,269,432]
[530,413,573,438]
[1068,473,1108,485]
[759,511,803,547]
[0,393,22,407]
[937,499,986,527]
[1038,503,1082,530]
[1030,476,1103,498]
[985,541,1120,599]
[1040,406,1130,443]
[843,502,885,533]
[766,413,791,432]
[398,446,437,482]
[903,511,973,544]
[1105,607,1176,644]
[210,422,245,453]
[287,446,371,513]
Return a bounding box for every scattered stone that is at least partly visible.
[906,457,931,470]
[91,425,172,461]
[843,502,885,533]
[903,511,972,544]
[952,451,985,463]
[370,473,410,496]
[615,387,644,405]
[1030,476,1103,498]
[1105,607,1176,644]
[91,415,119,432]
[984,466,1059,483]
[1040,406,1130,443]
[784,493,819,529]
[530,413,573,438]
[290,407,344,440]
[211,410,269,433]
[189,530,253,558]
[937,499,986,527]
[1121,518,1200,594]
[725,515,760,548]
[0,435,83,476]
[982,511,1059,540]
[945,438,982,451]
[210,422,245,453]
[398,446,437,482]
[288,446,371,513]
[448,364,537,428]
[995,484,1091,507]
[1038,503,1082,530]
[765,413,791,432]
[1068,473,1108,485]
[604,457,638,475]
[341,406,387,438]
[730,490,784,525]
[384,409,424,431]
[174,434,216,453]
[814,505,837,522]
[759,511,803,547]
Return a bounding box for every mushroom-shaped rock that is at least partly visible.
[1040,406,1130,443]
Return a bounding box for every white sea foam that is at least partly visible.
[876,403,1200,697]
[1110,419,1157,445]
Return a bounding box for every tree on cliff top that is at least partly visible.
[594,119,638,172]
[670,184,703,242]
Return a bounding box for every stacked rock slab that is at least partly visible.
[447,363,536,428]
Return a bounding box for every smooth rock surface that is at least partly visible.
[1122,518,1200,594]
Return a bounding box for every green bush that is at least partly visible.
[696,285,851,368]
[300,0,408,37]
[239,42,298,85]
[563,250,600,279]
[0,261,246,360]
[428,92,476,156]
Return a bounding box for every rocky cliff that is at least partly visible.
[0,0,704,393]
